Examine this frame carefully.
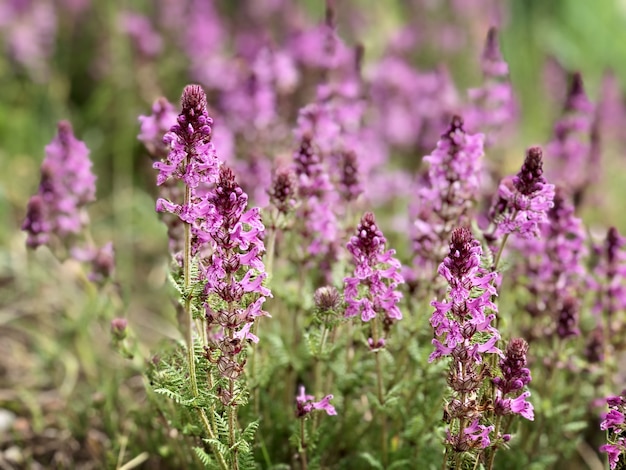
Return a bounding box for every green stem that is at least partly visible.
[182,186,228,470]
[184,186,199,398]
[312,324,327,432]
[299,419,308,470]
[200,409,229,470]
[487,416,502,470]
[372,318,388,466]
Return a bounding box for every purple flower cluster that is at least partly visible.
[138,97,178,159]
[369,53,457,155]
[149,86,222,260]
[337,149,362,203]
[292,134,338,259]
[429,227,499,362]
[430,227,500,451]
[593,227,626,337]
[120,10,163,59]
[344,212,403,329]
[154,85,220,206]
[151,85,271,398]
[513,188,586,340]
[0,0,57,80]
[22,121,96,249]
[71,242,116,283]
[204,167,271,390]
[465,27,517,146]
[295,386,337,418]
[409,116,485,288]
[268,167,299,216]
[490,146,555,239]
[493,338,534,421]
[600,393,626,469]
[545,73,594,201]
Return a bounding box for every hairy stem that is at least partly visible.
[183,185,199,398]
[372,317,388,466]
[299,419,308,470]
[487,416,503,470]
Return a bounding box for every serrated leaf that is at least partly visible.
[193,446,215,468]
[153,387,196,406]
[242,420,260,442]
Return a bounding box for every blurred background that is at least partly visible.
[1,0,626,468]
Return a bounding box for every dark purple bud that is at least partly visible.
[564,72,586,113]
[338,150,362,202]
[349,212,385,259]
[556,297,580,339]
[584,326,604,363]
[514,147,546,195]
[268,167,298,214]
[482,27,502,63]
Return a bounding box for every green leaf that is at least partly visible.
[562,420,588,433]
[357,452,384,470]
[193,446,216,469]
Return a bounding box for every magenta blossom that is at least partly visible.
[22,121,96,249]
[296,386,337,417]
[344,212,404,324]
[429,227,499,363]
[600,393,626,469]
[491,146,555,239]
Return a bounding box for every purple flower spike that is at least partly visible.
[493,338,534,421]
[600,393,626,469]
[512,187,586,341]
[138,97,178,159]
[203,167,271,385]
[593,227,626,337]
[153,84,219,189]
[344,212,404,325]
[545,73,594,201]
[338,149,362,203]
[409,116,485,291]
[465,27,517,146]
[22,121,96,249]
[429,227,499,364]
[491,147,555,239]
[268,167,298,215]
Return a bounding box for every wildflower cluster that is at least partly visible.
[515,188,587,341]
[493,338,534,421]
[409,116,485,291]
[344,212,403,343]
[22,121,114,283]
[466,27,517,146]
[490,146,555,240]
[546,73,594,202]
[14,2,626,469]
[430,228,499,455]
[203,166,271,400]
[600,393,626,469]
[22,121,96,249]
